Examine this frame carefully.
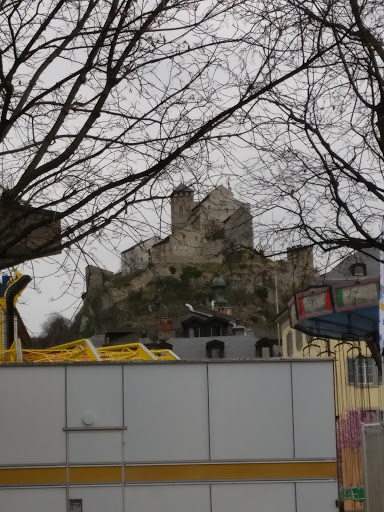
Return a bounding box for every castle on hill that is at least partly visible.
[121,184,253,274]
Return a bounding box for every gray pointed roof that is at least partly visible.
[312,247,379,284]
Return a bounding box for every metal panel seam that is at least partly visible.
[290,362,296,459]
[65,366,69,512]
[207,363,211,461]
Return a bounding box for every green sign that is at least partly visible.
[339,487,365,502]
[335,282,379,308]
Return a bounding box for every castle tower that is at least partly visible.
[286,245,315,292]
[170,183,194,233]
[287,245,314,273]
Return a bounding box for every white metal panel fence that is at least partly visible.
[0,366,66,465]
[0,488,66,512]
[0,360,337,512]
[208,362,294,460]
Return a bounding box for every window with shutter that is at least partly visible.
[347,357,380,386]
[347,357,355,385]
[286,332,293,357]
[349,263,367,276]
[296,331,303,351]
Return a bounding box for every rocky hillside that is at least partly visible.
[72,249,315,338]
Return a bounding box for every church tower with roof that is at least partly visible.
[170,183,195,233]
[211,276,232,315]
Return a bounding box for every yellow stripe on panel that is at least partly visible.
[0,461,337,486]
[69,466,122,484]
[0,467,66,485]
[125,461,337,482]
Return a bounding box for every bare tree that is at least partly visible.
[33,313,73,348]
[236,0,384,257]
[0,0,341,268]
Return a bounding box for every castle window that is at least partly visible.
[255,338,274,358]
[186,204,190,211]
[182,234,185,239]
[349,263,366,277]
[261,346,270,358]
[179,205,184,213]
[206,339,224,358]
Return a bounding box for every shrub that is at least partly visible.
[254,285,269,300]
[180,266,203,282]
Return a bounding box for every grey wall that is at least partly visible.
[170,335,277,359]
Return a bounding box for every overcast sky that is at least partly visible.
[17,242,121,336]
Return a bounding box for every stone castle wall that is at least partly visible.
[122,185,255,274]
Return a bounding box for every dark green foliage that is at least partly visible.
[225,286,256,307]
[80,316,96,338]
[125,288,148,316]
[169,265,177,274]
[155,276,188,302]
[249,314,267,325]
[154,272,204,304]
[180,266,203,283]
[254,285,269,300]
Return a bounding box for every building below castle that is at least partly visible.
[121,184,254,275]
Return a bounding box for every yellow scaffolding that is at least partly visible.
[0,270,179,364]
[0,270,31,352]
[0,339,179,363]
